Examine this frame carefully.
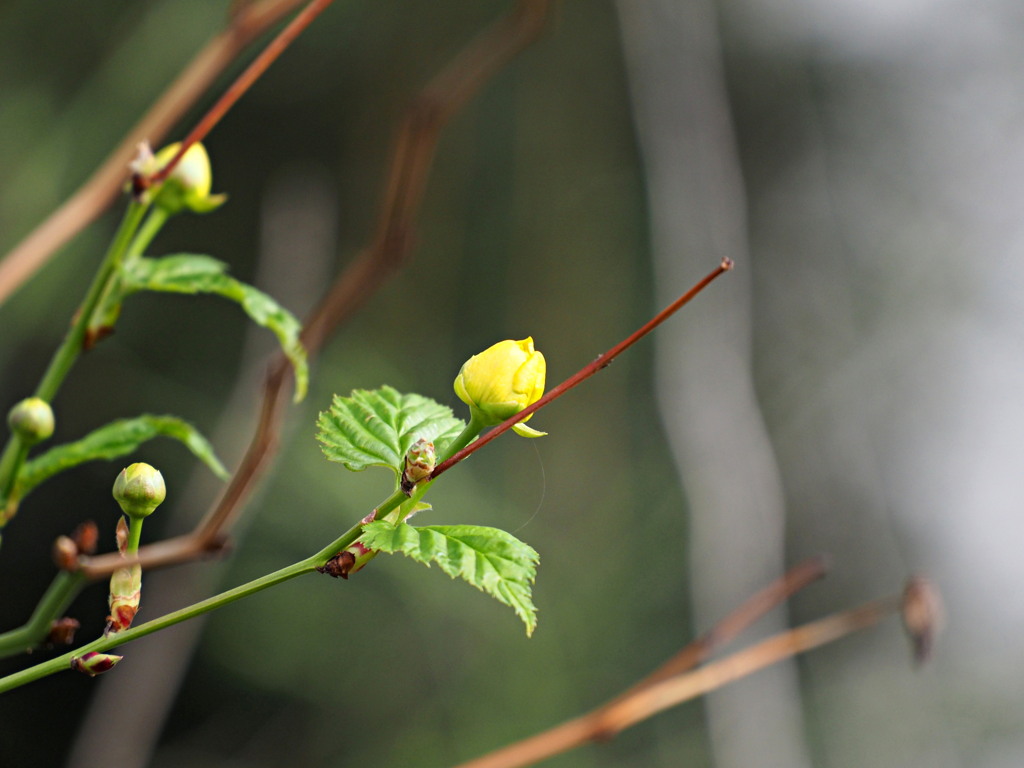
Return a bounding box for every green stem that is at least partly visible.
[126,517,144,554]
[0,201,155,533]
[0,520,368,693]
[440,415,485,464]
[0,202,149,529]
[0,441,30,522]
[0,570,87,658]
[35,201,147,403]
[0,418,489,689]
[124,206,169,263]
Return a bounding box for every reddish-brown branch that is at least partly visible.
[0,0,312,307]
[431,257,734,481]
[80,0,554,579]
[454,586,902,768]
[149,0,336,187]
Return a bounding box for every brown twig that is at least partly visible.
[454,587,902,768]
[431,257,734,481]
[0,0,309,307]
[595,555,827,719]
[149,0,336,188]
[80,0,554,579]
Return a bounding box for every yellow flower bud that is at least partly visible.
[454,338,547,437]
[135,141,227,214]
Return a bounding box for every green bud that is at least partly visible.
[112,463,166,519]
[7,397,54,445]
[401,438,436,495]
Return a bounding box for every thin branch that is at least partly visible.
[431,257,734,481]
[0,0,309,306]
[79,0,554,580]
[454,588,902,768]
[595,555,827,718]
[596,596,900,737]
[148,0,337,188]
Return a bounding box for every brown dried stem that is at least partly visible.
[455,584,902,768]
[79,0,553,579]
[0,0,310,307]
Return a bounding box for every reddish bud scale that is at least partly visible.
[71,652,123,677]
[47,618,81,647]
[317,541,376,579]
[106,564,141,635]
[115,517,130,556]
[72,521,99,554]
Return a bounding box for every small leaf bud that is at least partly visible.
[7,397,54,445]
[317,541,375,579]
[71,651,123,677]
[47,617,81,647]
[115,516,130,556]
[52,535,79,571]
[112,463,166,519]
[72,520,99,555]
[106,563,142,635]
[401,439,436,495]
[454,338,547,437]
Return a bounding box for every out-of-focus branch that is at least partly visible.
[0,0,309,307]
[593,555,827,720]
[455,576,909,768]
[79,0,554,580]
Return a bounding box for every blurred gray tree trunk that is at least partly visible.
[616,3,812,766]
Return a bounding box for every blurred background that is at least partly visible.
[0,0,1017,765]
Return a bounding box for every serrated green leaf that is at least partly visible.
[16,415,228,499]
[316,386,465,479]
[361,521,539,635]
[122,254,308,401]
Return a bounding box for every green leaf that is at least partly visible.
[361,521,539,635]
[17,415,228,499]
[316,386,465,478]
[122,254,308,401]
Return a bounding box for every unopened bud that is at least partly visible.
[52,535,79,571]
[106,563,141,635]
[73,521,99,555]
[401,439,436,495]
[8,397,54,445]
[454,337,547,437]
[115,516,130,556]
[317,541,376,579]
[901,576,943,665]
[47,617,81,647]
[112,463,166,519]
[71,651,123,677]
[133,141,227,214]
